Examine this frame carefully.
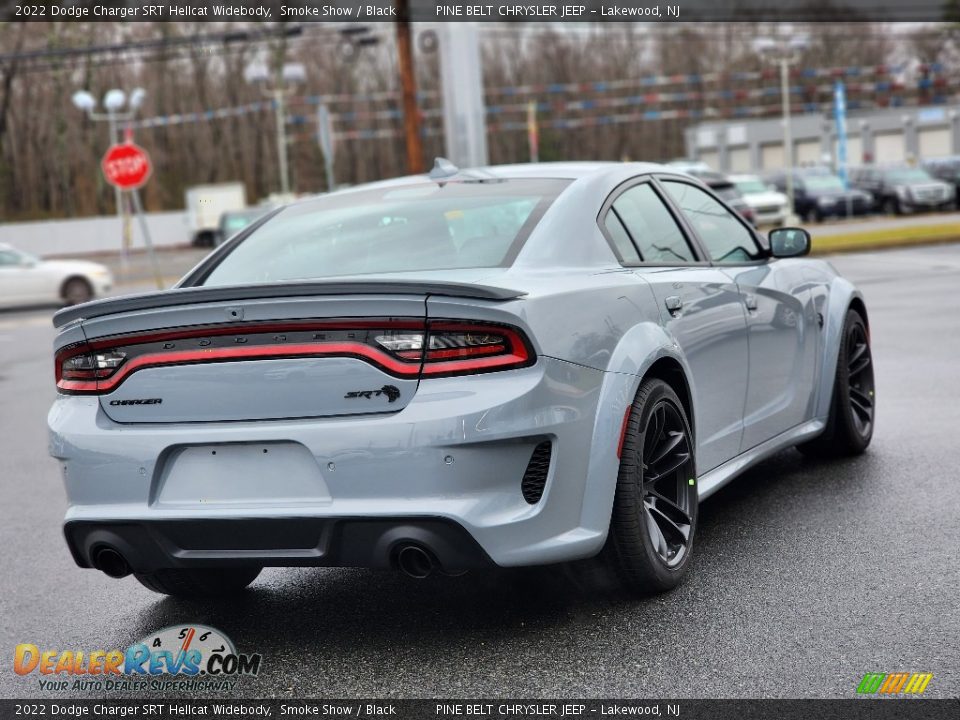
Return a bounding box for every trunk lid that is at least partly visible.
[77,293,427,423]
[53,280,526,424]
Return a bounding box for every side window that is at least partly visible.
[611,184,695,263]
[0,250,21,267]
[602,210,641,263]
[662,180,762,265]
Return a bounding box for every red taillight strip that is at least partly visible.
[84,319,426,350]
[55,320,537,395]
[57,342,422,394]
[423,344,507,361]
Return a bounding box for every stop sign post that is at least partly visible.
[101,141,152,190]
[100,140,162,288]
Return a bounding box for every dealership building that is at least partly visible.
[683,104,960,173]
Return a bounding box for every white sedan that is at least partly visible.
[0,244,112,309]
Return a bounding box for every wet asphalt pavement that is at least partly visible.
[0,244,958,700]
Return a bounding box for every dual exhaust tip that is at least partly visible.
[92,546,132,579]
[395,544,437,579]
[91,543,445,580]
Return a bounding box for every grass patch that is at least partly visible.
[811,222,960,254]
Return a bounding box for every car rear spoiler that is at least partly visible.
[52,280,527,329]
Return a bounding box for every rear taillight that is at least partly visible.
[420,323,531,377]
[55,319,534,395]
[56,344,129,393]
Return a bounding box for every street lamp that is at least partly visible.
[753,34,810,222]
[246,61,305,196]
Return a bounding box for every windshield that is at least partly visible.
[733,179,768,194]
[885,168,934,184]
[802,175,845,191]
[200,179,569,286]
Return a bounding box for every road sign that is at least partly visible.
[101,142,152,190]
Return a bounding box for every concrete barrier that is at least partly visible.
[0,211,190,258]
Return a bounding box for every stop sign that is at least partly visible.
[101,142,152,190]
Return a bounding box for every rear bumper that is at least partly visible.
[49,357,621,569]
[64,517,494,574]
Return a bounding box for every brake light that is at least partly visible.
[420,323,531,377]
[55,319,534,394]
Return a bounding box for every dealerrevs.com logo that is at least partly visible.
[856,672,933,695]
[14,624,261,693]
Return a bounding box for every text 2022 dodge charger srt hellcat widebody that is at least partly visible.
[48,162,875,598]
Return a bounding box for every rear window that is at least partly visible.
[199,179,569,286]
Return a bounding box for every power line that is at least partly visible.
[0,25,306,74]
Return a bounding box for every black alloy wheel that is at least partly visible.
[597,378,698,595]
[640,401,695,567]
[845,319,875,439]
[798,308,875,457]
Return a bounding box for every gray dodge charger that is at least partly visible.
[48,161,875,598]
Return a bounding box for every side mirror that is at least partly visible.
[769,227,811,258]
[20,258,36,268]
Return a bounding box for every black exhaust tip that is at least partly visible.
[396,544,435,579]
[93,547,131,579]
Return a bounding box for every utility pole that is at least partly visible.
[395,0,423,174]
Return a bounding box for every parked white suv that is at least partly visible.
[0,244,112,309]
[730,175,790,227]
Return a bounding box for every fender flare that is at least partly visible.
[576,321,695,550]
[814,276,868,421]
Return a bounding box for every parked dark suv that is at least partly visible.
[768,167,872,223]
[850,165,954,215]
[921,156,960,210]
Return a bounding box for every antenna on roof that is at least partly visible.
[429,157,459,180]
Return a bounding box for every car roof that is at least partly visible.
[355,161,674,188]
[460,161,668,180]
[295,161,686,206]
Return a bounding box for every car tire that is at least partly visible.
[135,567,262,598]
[597,378,698,595]
[883,197,902,216]
[798,309,875,458]
[62,277,93,306]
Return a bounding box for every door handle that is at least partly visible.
[744,293,758,312]
[664,295,683,315]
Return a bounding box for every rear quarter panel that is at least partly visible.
[429,269,687,551]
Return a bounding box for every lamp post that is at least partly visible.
[753,35,809,223]
[71,87,147,268]
[246,62,305,197]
